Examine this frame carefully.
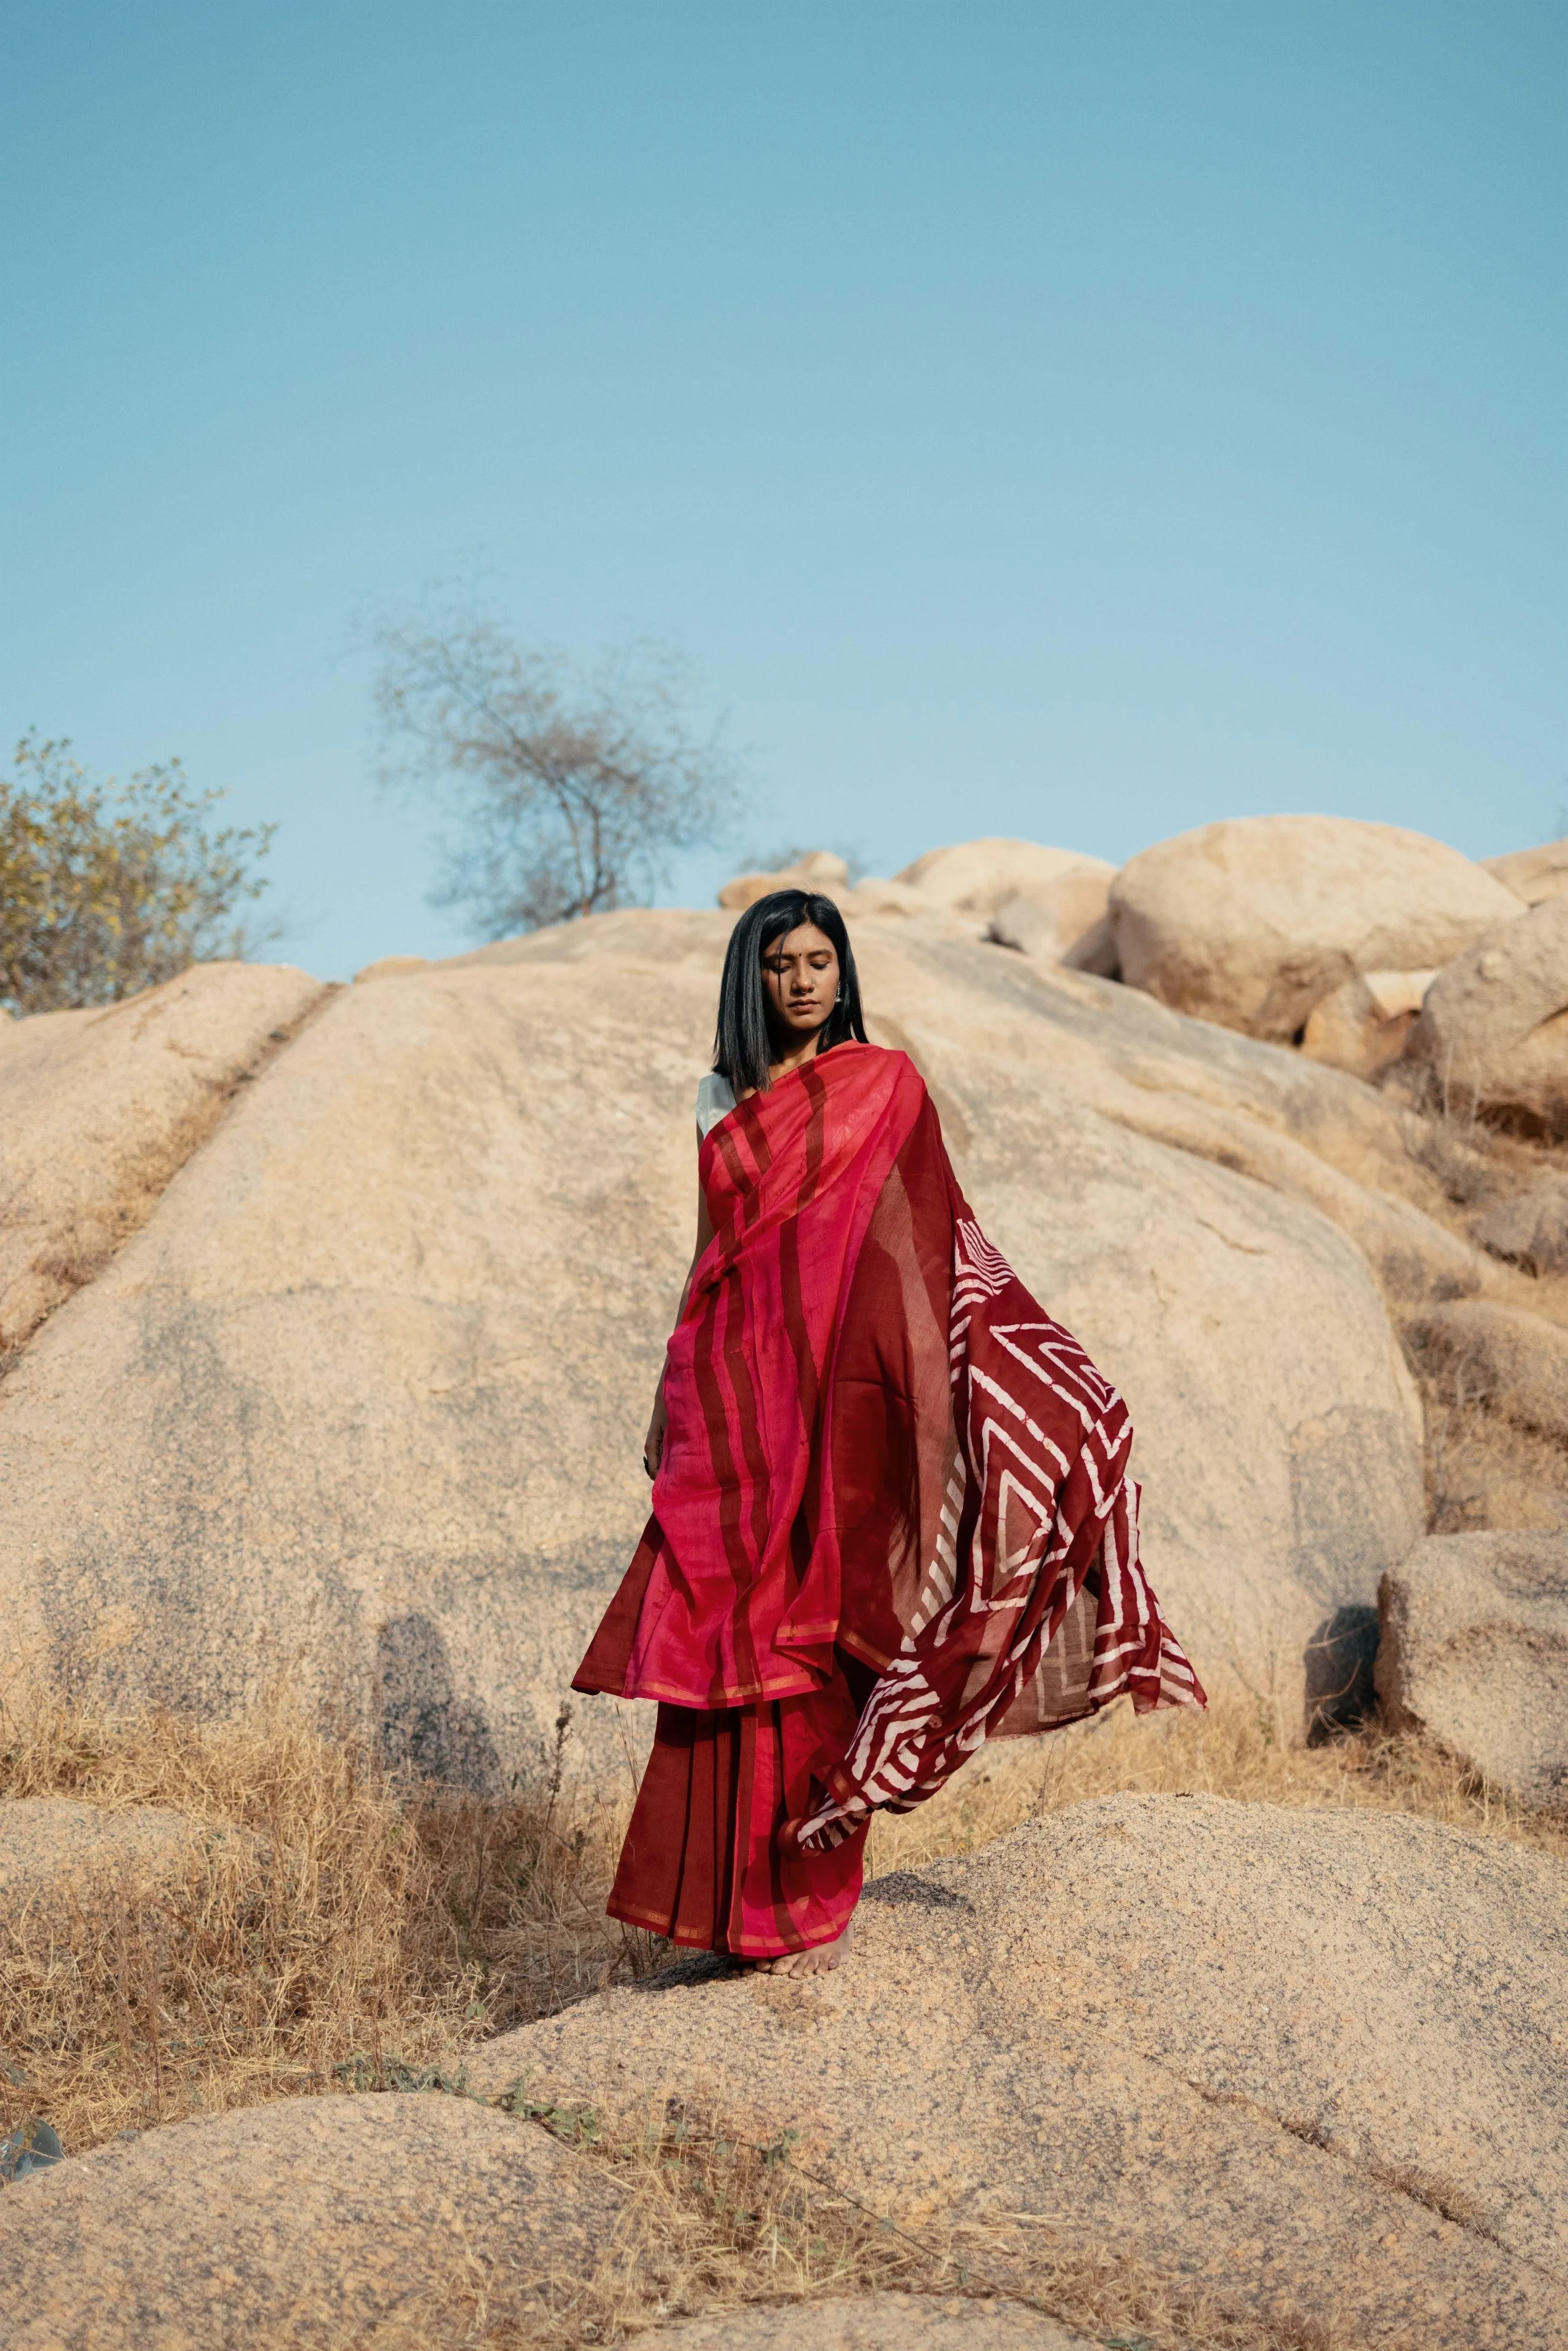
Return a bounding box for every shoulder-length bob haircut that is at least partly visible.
[713,888,868,1096]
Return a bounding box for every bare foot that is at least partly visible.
[754,1924,852,1978]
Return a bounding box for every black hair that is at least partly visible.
[713,889,869,1095]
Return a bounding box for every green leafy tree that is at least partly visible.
[0,735,277,1017]
[375,615,738,937]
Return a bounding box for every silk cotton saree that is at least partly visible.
[574,1042,1203,1959]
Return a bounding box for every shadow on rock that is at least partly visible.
[1304,1601,1380,1743]
[376,1613,502,1793]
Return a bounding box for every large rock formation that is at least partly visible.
[1476,1174,1568,1275]
[1406,1298,1568,1443]
[0,2090,623,2349]
[0,916,724,1784]
[1377,1533,1568,1808]
[719,849,856,911]
[861,927,1481,1307]
[855,930,1426,1727]
[0,1800,220,1934]
[894,840,1114,959]
[0,911,1431,1772]
[1300,967,1435,1080]
[468,1793,1568,2349]
[893,839,1112,926]
[0,962,324,1353]
[1483,838,1568,906]
[985,877,1113,962]
[1408,895,1568,1137]
[1108,815,1523,1043]
[646,2298,1099,2349]
[718,851,945,923]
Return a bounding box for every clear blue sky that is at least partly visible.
[4,2,1564,978]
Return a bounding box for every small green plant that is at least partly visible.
[496,2083,604,2147]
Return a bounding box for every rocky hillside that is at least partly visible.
[4,818,1565,1786]
[3,814,1567,2347]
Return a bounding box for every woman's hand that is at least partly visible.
[643,1387,669,1480]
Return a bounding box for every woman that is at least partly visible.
[574,890,1203,1977]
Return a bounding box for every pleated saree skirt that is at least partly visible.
[607,1655,875,1959]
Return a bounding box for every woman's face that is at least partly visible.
[761,922,841,1045]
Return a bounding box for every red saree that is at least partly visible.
[575,1044,1203,1957]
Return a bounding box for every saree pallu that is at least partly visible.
[575,1043,1204,1957]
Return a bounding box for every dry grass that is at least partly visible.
[0,1686,655,2158]
[5,1681,1563,2163]
[1400,1083,1521,1214]
[1395,1067,1566,1212]
[4,1684,1563,2349]
[493,2091,949,2350]
[1395,1084,1568,1301]
[1379,1086,1568,1531]
[870,1685,1568,1879]
[1397,1301,1568,1534]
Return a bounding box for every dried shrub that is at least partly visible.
[505,2090,945,2349]
[0,1687,648,2157]
[1,734,276,1016]
[1399,1312,1568,1536]
[868,1687,1568,1877]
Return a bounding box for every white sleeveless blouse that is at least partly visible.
[695,1071,738,1139]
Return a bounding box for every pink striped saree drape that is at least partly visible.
[575,1043,1204,1957]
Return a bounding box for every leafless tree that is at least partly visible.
[374,614,738,938]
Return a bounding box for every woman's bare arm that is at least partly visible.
[643,1183,715,1477]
